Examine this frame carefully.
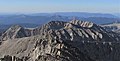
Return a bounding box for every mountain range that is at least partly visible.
[0,12,119,25]
[0,20,120,61]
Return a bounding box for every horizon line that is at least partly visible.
[0,11,119,15]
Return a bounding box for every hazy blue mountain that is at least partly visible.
[0,15,70,24]
[0,12,119,25]
[55,12,118,18]
[30,12,118,18]
[113,13,120,18]
[0,23,40,29]
[80,17,120,24]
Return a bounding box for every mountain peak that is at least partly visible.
[1,25,27,41]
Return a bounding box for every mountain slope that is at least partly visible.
[0,20,120,61]
[1,25,29,41]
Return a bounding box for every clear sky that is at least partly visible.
[0,0,119,13]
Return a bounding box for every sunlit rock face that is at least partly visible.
[1,25,27,41]
[0,20,120,61]
[70,20,94,28]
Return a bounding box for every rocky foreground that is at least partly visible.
[0,20,120,61]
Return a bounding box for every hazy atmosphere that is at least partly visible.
[0,0,119,13]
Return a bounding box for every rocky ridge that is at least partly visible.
[0,20,120,61]
[102,22,120,33]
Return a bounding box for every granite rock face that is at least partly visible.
[1,25,27,41]
[0,20,120,61]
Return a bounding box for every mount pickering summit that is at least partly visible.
[0,20,120,61]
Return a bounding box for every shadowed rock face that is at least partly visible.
[0,20,120,61]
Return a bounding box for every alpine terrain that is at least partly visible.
[0,20,120,61]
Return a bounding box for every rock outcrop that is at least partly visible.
[0,55,28,61]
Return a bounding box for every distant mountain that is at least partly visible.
[102,22,120,33]
[0,15,70,24]
[0,12,119,25]
[31,12,118,18]
[80,17,120,24]
[112,13,120,18]
[0,23,39,28]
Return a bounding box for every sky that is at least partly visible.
[0,0,119,13]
